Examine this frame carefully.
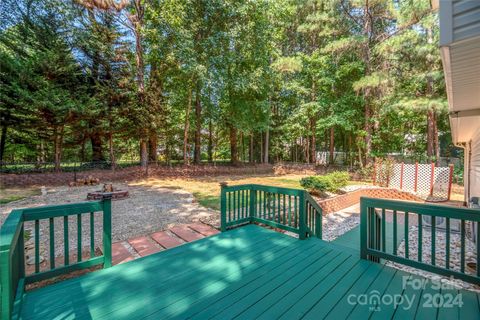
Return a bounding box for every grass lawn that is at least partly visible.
[134,174,308,210]
[134,174,370,210]
[0,187,40,204]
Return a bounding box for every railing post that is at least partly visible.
[315,211,322,239]
[299,191,306,240]
[102,193,112,268]
[220,182,227,232]
[249,185,256,223]
[360,198,368,260]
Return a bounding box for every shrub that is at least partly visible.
[300,171,350,193]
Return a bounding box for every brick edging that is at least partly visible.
[317,188,424,214]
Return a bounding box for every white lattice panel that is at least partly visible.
[388,163,402,189]
[403,164,416,192]
[416,164,433,198]
[374,160,452,201]
[432,166,450,200]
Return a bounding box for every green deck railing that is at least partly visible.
[220,184,322,239]
[360,197,480,285]
[0,195,112,320]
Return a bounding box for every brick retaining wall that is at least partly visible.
[1,164,276,188]
[317,188,424,214]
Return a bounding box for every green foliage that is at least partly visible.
[300,171,350,193]
[0,0,456,169]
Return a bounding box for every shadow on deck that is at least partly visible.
[19,225,480,319]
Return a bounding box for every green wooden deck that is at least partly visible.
[18,225,480,319]
[333,221,405,252]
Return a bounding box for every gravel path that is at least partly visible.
[1,184,219,262]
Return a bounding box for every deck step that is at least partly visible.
[151,231,184,249]
[170,225,205,242]
[128,236,163,257]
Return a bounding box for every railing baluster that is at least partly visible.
[404,212,409,259]
[393,210,397,255]
[288,196,292,226]
[461,219,465,273]
[233,191,237,221]
[64,216,69,266]
[294,196,298,228]
[228,192,231,223]
[446,218,450,269]
[431,216,436,266]
[49,217,55,269]
[283,194,286,224]
[263,192,266,219]
[277,193,281,223]
[77,214,82,262]
[418,214,422,262]
[90,212,95,258]
[35,219,40,273]
[237,190,241,220]
[381,209,386,252]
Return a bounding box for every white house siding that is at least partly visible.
[469,127,480,200]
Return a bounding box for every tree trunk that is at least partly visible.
[329,126,335,164]
[263,128,269,164]
[193,85,202,164]
[183,88,192,165]
[0,125,7,163]
[90,131,104,162]
[208,120,213,163]
[140,139,148,167]
[108,131,115,170]
[362,3,373,165]
[148,132,157,162]
[230,125,238,165]
[427,109,435,159]
[310,119,316,164]
[433,111,440,163]
[54,125,64,172]
[249,133,254,163]
[108,116,115,170]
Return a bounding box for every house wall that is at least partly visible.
[469,127,480,200]
[440,0,480,46]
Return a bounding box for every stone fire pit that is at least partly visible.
[87,184,129,200]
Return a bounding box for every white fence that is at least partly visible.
[374,161,454,202]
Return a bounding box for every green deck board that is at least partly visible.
[369,270,411,320]
[233,250,342,320]
[255,250,354,320]
[197,244,333,319]
[458,290,480,319]
[392,273,430,320]
[323,263,386,319]
[22,226,292,319]
[16,224,480,320]
[413,277,441,320]
[152,246,337,320]
[333,221,405,253]
[102,235,324,319]
[437,287,460,320]
[279,258,370,319]
[302,262,381,320]
[209,249,336,319]
[346,265,398,319]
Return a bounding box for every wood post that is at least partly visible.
[430,162,435,197]
[220,182,228,232]
[447,164,454,201]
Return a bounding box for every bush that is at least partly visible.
[300,171,350,193]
